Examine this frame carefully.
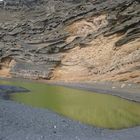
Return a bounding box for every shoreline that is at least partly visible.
[0,77,140,102]
[0,77,140,140]
[0,99,140,140]
[0,98,140,140]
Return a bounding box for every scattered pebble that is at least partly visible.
[54,125,57,129]
[128,84,132,87]
[121,84,126,88]
[75,136,80,140]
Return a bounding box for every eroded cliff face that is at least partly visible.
[0,0,140,83]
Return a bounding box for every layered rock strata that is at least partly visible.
[0,0,139,82]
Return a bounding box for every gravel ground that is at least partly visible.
[0,99,140,140]
[0,79,140,140]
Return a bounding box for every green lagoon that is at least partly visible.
[0,80,140,129]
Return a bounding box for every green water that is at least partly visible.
[0,80,140,129]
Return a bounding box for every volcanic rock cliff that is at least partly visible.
[0,0,140,83]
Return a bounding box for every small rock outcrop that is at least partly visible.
[0,85,29,99]
[0,0,139,82]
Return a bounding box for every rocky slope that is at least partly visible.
[0,0,140,83]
